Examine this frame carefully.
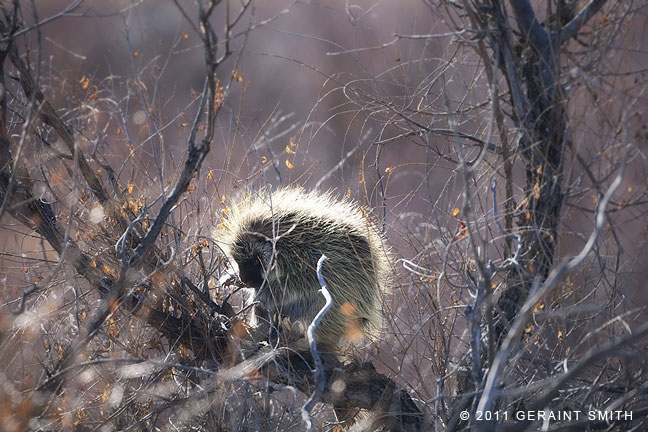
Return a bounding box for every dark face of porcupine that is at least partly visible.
[230,233,274,290]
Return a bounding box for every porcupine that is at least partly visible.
[218,186,391,353]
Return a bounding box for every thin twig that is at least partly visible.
[301,254,332,432]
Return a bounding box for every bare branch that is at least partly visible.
[559,0,609,43]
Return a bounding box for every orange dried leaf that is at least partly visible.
[346,325,364,343]
[101,387,110,403]
[103,264,115,277]
[454,221,468,241]
[340,302,356,316]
